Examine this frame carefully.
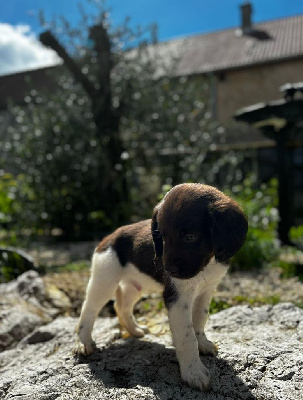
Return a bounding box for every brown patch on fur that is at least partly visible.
[95,220,165,284]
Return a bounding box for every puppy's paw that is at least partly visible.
[197,335,218,356]
[72,340,96,356]
[132,325,149,337]
[181,360,211,391]
[118,316,150,337]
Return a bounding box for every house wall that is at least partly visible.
[216,58,303,122]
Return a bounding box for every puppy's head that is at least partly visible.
[151,183,248,279]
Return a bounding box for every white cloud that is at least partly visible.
[0,23,61,76]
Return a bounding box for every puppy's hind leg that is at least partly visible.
[115,280,148,337]
[76,248,122,355]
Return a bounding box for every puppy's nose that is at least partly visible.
[165,258,185,275]
[173,258,185,267]
[165,264,178,275]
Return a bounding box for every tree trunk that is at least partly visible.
[39,26,130,229]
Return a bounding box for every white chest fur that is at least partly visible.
[172,258,228,300]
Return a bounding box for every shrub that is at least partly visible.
[228,176,281,270]
[290,225,303,247]
[0,171,36,245]
[0,247,35,283]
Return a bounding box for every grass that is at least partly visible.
[232,294,281,306]
[41,260,91,274]
[209,294,283,315]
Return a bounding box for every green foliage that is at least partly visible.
[209,294,283,315]
[119,67,220,219]
[50,260,91,273]
[156,300,164,312]
[229,176,281,269]
[0,173,16,224]
[290,225,303,246]
[278,246,303,281]
[121,73,215,180]
[278,259,299,279]
[4,84,112,240]
[233,294,281,306]
[226,176,303,277]
[0,248,35,283]
[209,298,230,314]
[0,172,36,244]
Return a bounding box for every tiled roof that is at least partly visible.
[0,66,57,109]
[156,14,303,75]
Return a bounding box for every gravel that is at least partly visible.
[42,266,303,318]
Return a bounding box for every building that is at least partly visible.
[157,2,303,123]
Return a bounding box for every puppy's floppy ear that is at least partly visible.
[209,199,248,264]
[151,208,163,259]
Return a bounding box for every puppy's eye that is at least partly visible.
[184,234,197,243]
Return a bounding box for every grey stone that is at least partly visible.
[0,271,71,351]
[23,328,55,344]
[0,303,302,399]
[0,306,48,350]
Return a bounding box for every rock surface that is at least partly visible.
[0,299,302,400]
[0,271,71,351]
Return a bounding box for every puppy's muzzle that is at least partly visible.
[164,258,186,278]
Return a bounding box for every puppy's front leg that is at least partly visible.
[164,281,211,391]
[193,291,217,356]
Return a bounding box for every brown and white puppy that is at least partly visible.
[76,183,248,391]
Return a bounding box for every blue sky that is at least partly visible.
[0,0,302,75]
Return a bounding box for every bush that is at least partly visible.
[290,225,303,247]
[0,247,35,283]
[0,171,36,245]
[229,176,281,270]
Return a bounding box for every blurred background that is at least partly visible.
[0,0,303,282]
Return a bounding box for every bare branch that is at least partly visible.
[39,30,98,101]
